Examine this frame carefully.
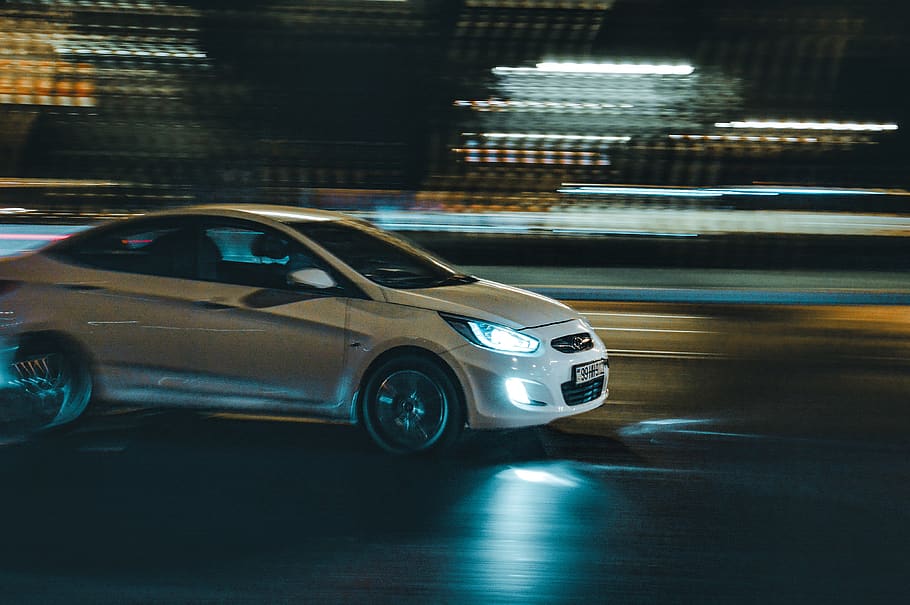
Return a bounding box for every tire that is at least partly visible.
[360,354,464,454]
[11,338,93,432]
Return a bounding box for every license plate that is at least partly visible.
[574,359,606,386]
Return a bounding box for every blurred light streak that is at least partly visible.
[725,186,885,196]
[472,133,630,143]
[549,229,698,237]
[561,184,897,197]
[673,429,768,439]
[716,121,898,132]
[0,234,69,241]
[368,222,533,234]
[712,189,779,196]
[538,62,694,75]
[49,0,199,16]
[453,148,609,166]
[455,99,634,111]
[558,186,722,197]
[0,179,123,188]
[494,63,694,75]
[360,210,700,237]
[670,134,820,143]
[590,464,692,474]
[552,287,910,305]
[0,225,90,256]
[642,418,709,426]
[465,0,614,7]
[358,207,910,238]
[207,413,344,425]
[55,47,207,59]
[592,327,716,334]
[616,419,715,437]
[584,312,712,320]
[607,349,726,359]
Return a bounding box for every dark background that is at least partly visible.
[3,0,909,203]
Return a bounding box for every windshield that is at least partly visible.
[292,220,476,289]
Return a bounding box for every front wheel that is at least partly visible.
[11,339,93,432]
[360,354,464,454]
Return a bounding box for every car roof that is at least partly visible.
[151,204,344,224]
[39,204,348,254]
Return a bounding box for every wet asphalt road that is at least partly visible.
[1,301,908,604]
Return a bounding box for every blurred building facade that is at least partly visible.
[0,0,907,211]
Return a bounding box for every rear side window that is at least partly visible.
[54,220,199,279]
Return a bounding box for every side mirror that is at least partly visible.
[288,268,337,290]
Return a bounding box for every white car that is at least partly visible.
[0,205,608,453]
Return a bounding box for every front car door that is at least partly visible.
[172,218,353,415]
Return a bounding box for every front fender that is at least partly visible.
[340,300,466,420]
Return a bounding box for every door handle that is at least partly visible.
[63,283,104,292]
[193,300,235,310]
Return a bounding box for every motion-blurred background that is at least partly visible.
[1,0,909,270]
[2,7,909,602]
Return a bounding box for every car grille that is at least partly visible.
[551,332,594,354]
[561,377,605,406]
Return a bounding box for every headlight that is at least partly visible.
[441,314,540,354]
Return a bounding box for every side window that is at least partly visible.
[204,224,324,290]
[58,216,356,295]
[63,221,198,279]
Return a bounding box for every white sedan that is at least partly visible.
[0,205,608,453]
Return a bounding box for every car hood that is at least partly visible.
[381,278,578,330]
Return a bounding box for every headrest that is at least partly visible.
[250,233,289,260]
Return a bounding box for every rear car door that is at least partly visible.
[48,217,248,403]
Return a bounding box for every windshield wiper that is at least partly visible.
[365,270,477,289]
[435,274,477,287]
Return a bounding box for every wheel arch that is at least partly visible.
[11,329,97,430]
[15,329,97,377]
[354,345,466,425]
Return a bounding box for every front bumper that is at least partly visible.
[442,318,609,430]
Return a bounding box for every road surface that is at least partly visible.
[1,300,907,603]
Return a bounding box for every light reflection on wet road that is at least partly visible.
[1,301,908,603]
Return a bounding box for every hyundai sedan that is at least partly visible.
[0,205,609,453]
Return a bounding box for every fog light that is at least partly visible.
[505,378,531,405]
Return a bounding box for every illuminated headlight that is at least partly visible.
[441,314,540,354]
